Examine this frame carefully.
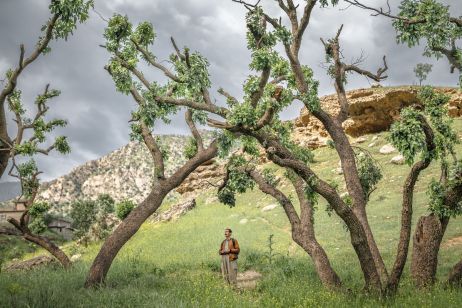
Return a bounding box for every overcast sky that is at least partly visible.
[0,0,460,183]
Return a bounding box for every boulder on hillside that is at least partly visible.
[380,144,397,154]
[237,270,263,289]
[261,204,278,212]
[4,255,56,272]
[390,154,405,165]
[70,254,82,263]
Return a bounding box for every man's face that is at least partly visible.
[224,229,231,238]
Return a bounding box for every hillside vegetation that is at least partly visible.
[1,119,462,307]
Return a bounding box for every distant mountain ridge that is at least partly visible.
[35,132,216,215]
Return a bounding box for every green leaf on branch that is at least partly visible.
[131,21,155,47]
[49,0,94,40]
[389,107,427,165]
[184,137,198,159]
[7,90,25,115]
[55,136,71,154]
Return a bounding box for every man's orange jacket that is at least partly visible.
[219,238,240,261]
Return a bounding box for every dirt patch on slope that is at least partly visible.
[442,236,462,249]
[237,270,262,289]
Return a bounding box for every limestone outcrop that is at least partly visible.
[151,199,196,222]
[4,255,56,271]
[293,86,462,148]
[176,160,225,195]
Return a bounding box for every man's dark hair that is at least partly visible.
[225,228,232,233]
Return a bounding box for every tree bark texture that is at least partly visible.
[84,188,166,287]
[6,217,71,268]
[250,169,341,289]
[253,133,382,291]
[23,232,71,268]
[410,214,443,288]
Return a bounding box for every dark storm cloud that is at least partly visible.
[0,0,460,182]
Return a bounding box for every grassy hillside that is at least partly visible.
[1,119,462,307]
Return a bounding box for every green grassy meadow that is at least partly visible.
[1,118,462,307]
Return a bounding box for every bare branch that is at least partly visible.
[130,88,165,178]
[170,37,185,61]
[231,0,261,10]
[321,25,387,122]
[35,144,55,155]
[0,136,12,149]
[346,0,462,28]
[344,56,389,82]
[269,75,287,84]
[19,44,25,69]
[248,167,301,225]
[1,14,58,104]
[185,109,204,151]
[293,0,316,56]
[250,68,271,107]
[131,39,180,82]
[218,88,239,105]
[207,118,236,130]
[276,0,290,15]
[7,216,24,233]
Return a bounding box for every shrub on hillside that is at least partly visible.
[115,200,135,220]
[70,194,117,245]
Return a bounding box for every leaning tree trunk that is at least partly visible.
[258,136,382,291]
[23,232,71,268]
[291,174,342,289]
[410,214,444,288]
[353,207,389,284]
[84,187,167,287]
[84,139,217,287]
[293,232,342,289]
[411,180,462,288]
[249,168,342,290]
[312,106,388,284]
[6,217,71,268]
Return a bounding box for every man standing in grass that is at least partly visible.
[219,227,240,286]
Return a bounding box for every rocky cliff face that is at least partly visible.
[176,160,226,195]
[36,134,211,214]
[292,86,462,148]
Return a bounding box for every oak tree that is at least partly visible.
[346,0,462,288]
[84,14,220,287]
[0,0,93,268]
[0,0,93,179]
